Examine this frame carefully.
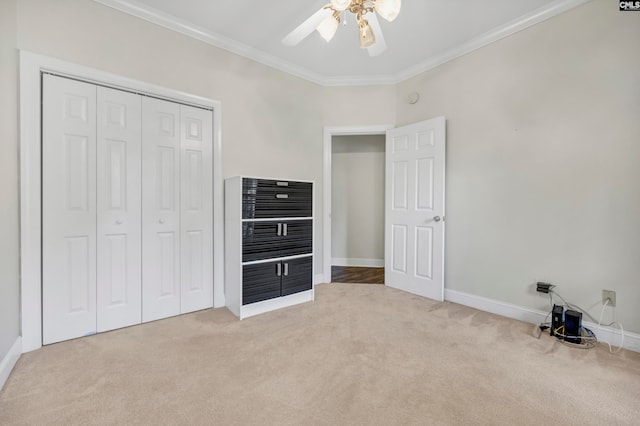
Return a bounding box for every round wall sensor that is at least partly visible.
[407,92,419,104]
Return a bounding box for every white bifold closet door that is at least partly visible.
[96,86,142,332]
[43,74,213,344]
[178,103,213,314]
[141,97,213,322]
[43,75,99,344]
[43,76,142,343]
[141,97,181,322]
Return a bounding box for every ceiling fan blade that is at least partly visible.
[282,7,333,46]
[366,13,387,57]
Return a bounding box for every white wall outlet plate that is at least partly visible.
[602,290,616,307]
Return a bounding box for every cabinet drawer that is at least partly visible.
[242,261,282,305]
[242,178,312,219]
[242,220,312,262]
[281,257,312,297]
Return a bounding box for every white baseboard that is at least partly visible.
[314,273,326,285]
[444,289,640,353]
[332,258,384,268]
[0,336,22,391]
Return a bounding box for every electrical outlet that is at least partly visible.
[602,290,616,307]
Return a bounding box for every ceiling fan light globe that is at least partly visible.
[374,0,401,22]
[330,0,351,11]
[359,20,376,48]
[316,15,340,42]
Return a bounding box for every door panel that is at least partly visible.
[243,261,282,305]
[242,221,284,262]
[97,86,142,332]
[64,236,91,312]
[158,232,178,295]
[416,158,434,210]
[391,224,407,273]
[281,257,313,297]
[385,117,446,301]
[180,105,213,313]
[392,161,408,210]
[42,74,97,344]
[279,220,313,259]
[142,97,181,322]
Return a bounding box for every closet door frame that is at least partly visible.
[19,51,224,353]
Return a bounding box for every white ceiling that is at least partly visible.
[95,0,588,86]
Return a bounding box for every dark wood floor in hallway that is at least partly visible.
[331,266,384,284]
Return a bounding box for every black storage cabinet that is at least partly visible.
[225,177,314,319]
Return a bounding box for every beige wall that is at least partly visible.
[396,0,640,332]
[323,85,396,126]
[0,0,20,361]
[331,135,385,264]
[15,0,327,273]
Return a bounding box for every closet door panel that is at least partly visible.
[42,74,98,344]
[96,87,142,332]
[180,105,214,313]
[142,97,181,322]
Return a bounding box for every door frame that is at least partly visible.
[322,125,393,282]
[19,51,224,353]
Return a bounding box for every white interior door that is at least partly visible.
[96,86,142,332]
[142,97,181,322]
[42,74,98,344]
[179,105,214,313]
[385,117,446,301]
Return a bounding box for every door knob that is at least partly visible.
[159,218,165,224]
[433,216,441,222]
[115,220,123,225]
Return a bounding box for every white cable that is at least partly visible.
[596,298,624,353]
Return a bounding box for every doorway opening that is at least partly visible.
[331,135,385,284]
[322,125,393,285]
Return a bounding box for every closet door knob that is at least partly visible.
[159,218,165,224]
[433,216,441,222]
[115,220,123,225]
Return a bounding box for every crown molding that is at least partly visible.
[93,0,327,86]
[93,0,591,87]
[394,0,592,83]
[322,74,397,87]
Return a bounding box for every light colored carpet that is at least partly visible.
[1,283,639,425]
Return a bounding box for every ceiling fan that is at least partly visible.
[282,0,401,57]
